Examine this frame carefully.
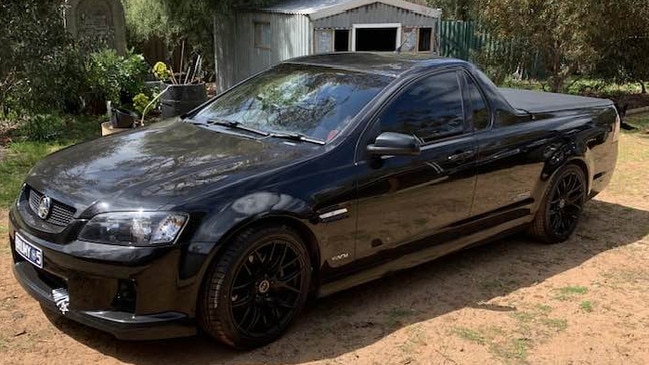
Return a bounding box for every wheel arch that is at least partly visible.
[197,213,322,298]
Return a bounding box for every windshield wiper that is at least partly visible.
[185,118,209,126]
[269,132,326,145]
[206,119,270,137]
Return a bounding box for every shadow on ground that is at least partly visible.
[43,199,649,364]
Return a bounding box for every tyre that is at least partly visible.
[198,225,312,349]
[528,164,587,244]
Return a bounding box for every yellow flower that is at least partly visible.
[153,62,171,81]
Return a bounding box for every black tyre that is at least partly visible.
[198,225,312,349]
[529,164,587,244]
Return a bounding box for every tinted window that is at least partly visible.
[379,72,465,142]
[465,74,490,130]
[195,64,392,141]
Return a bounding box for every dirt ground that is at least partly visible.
[1,132,648,365]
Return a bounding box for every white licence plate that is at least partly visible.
[15,233,43,268]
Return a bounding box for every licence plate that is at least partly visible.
[15,233,43,268]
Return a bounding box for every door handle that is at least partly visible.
[448,150,475,161]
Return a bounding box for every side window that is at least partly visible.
[464,73,491,130]
[379,72,465,142]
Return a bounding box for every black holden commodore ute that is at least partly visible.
[8,53,619,349]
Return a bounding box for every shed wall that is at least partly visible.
[215,12,311,91]
[313,3,437,29]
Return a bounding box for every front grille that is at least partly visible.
[28,188,76,227]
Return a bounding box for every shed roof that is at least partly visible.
[259,0,441,19]
[260,0,349,15]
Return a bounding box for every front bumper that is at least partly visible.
[13,261,195,340]
[8,208,198,340]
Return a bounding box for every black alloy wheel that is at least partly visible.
[529,164,587,243]
[199,226,311,349]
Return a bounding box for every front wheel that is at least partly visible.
[529,164,587,244]
[198,226,312,349]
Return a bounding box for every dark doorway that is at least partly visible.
[418,28,432,52]
[335,30,350,52]
[355,28,397,52]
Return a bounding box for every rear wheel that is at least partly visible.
[529,164,587,243]
[198,226,311,349]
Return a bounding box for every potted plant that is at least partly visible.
[153,48,208,119]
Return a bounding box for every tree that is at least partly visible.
[123,0,181,46]
[479,0,596,92]
[122,0,271,78]
[587,0,649,93]
[0,0,86,114]
[425,0,477,21]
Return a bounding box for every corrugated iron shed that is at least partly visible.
[259,0,350,15]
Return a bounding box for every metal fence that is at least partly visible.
[439,21,545,79]
[439,21,489,62]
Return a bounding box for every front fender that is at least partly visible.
[179,191,312,280]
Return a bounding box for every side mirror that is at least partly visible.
[367,132,421,156]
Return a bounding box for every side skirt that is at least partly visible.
[317,216,531,297]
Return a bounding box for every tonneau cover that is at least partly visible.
[499,88,612,114]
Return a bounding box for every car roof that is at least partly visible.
[283,52,469,78]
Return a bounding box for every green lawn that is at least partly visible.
[0,115,102,208]
[627,113,649,132]
[502,77,643,97]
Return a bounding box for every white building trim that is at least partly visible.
[310,0,442,20]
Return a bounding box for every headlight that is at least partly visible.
[79,212,188,246]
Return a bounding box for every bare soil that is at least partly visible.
[1,133,648,365]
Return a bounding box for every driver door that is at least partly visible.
[354,70,477,262]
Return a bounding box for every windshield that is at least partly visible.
[194,63,392,142]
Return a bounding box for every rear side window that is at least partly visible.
[464,73,491,130]
[378,71,465,142]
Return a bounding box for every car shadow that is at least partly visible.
[43,199,649,364]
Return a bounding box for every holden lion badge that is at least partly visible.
[37,196,52,220]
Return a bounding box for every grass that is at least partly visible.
[494,338,531,361]
[399,325,427,355]
[558,286,589,295]
[554,285,589,301]
[541,318,568,332]
[453,326,486,345]
[450,305,569,362]
[502,77,643,98]
[536,304,553,313]
[580,301,594,313]
[0,115,102,208]
[626,113,649,132]
[383,307,416,328]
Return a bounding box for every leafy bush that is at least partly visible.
[0,1,87,115]
[132,93,151,116]
[86,49,150,112]
[16,114,67,142]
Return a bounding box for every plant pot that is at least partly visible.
[101,122,132,136]
[160,83,208,119]
[111,108,138,128]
